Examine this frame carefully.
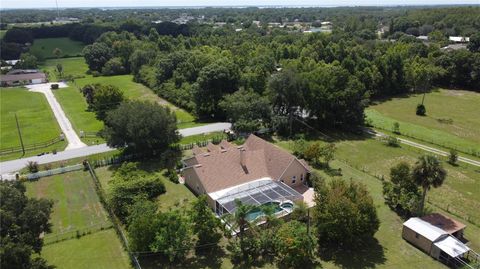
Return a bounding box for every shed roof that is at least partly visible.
[403,217,447,241]
[434,235,470,258]
[421,213,466,235]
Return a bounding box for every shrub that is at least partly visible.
[448,149,458,165]
[164,169,179,184]
[393,122,400,134]
[27,161,39,173]
[384,135,400,147]
[50,83,59,90]
[416,104,426,116]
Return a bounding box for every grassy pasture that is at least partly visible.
[0,88,67,160]
[41,229,132,269]
[40,57,89,81]
[26,170,110,234]
[30,37,84,59]
[366,89,480,156]
[276,138,480,268]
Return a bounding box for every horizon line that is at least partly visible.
[1,3,479,10]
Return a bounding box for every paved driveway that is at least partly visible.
[26,83,87,150]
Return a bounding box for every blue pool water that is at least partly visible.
[245,201,293,221]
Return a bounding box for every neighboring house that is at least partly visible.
[441,44,468,51]
[449,36,470,43]
[0,69,47,87]
[402,214,474,265]
[181,134,312,217]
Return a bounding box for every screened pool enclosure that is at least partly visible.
[213,179,303,216]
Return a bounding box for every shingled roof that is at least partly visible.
[183,134,311,193]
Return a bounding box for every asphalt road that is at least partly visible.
[0,122,231,176]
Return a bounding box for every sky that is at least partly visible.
[1,0,479,9]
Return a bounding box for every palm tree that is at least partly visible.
[412,155,447,214]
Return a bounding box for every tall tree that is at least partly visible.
[314,178,379,250]
[104,101,180,156]
[412,155,447,214]
[15,53,37,69]
[383,162,422,217]
[82,42,113,72]
[190,195,223,248]
[193,59,240,118]
[150,210,193,262]
[0,181,54,269]
[219,89,272,133]
[276,220,317,268]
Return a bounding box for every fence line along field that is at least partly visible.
[29,37,85,60]
[0,88,67,160]
[41,229,132,269]
[366,89,480,156]
[26,170,110,234]
[25,170,131,269]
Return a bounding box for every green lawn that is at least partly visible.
[41,229,132,269]
[0,30,6,39]
[276,138,480,268]
[26,170,110,234]
[54,76,199,143]
[366,89,480,156]
[95,164,196,212]
[30,37,84,60]
[0,88,66,159]
[39,57,89,81]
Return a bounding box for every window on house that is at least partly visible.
[292,176,296,184]
[301,174,304,181]
[415,233,419,239]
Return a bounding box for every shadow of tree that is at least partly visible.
[318,237,386,269]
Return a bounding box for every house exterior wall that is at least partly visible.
[402,226,433,255]
[183,168,206,196]
[278,159,309,188]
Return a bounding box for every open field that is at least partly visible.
[40,57,89,81]
[30,37,84,59]
[276,137,480,268]
[0,88,67,160]
[366,89,480,156]
[41,229,132,269]
[26,170,110,233]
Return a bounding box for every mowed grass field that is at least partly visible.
[46,57,199,142]
[0,88,66,159]
[26,170,131,269]
[30,37,84,59]
[276,138,480,268]
[366,89,480,156]
[41,228,132,269]
[26,170,110,233]
[40,57,89,81]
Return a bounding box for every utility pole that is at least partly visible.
[15,113,25,156]
[307,207,310,235]
[55,0,60,19]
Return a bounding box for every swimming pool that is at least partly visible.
[245,201,294,221]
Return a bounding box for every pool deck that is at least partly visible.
[293,184,316,208]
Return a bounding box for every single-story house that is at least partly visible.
[449,36,470,43]
[403,214,471,264]
[181,134,312,218]
[0,69,47,87]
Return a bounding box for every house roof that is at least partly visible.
[421,213,466,235]
[183,134,311,194]
[403,217,448,242]
[1,70,46,82]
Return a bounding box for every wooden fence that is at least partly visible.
[0,137,63,156]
